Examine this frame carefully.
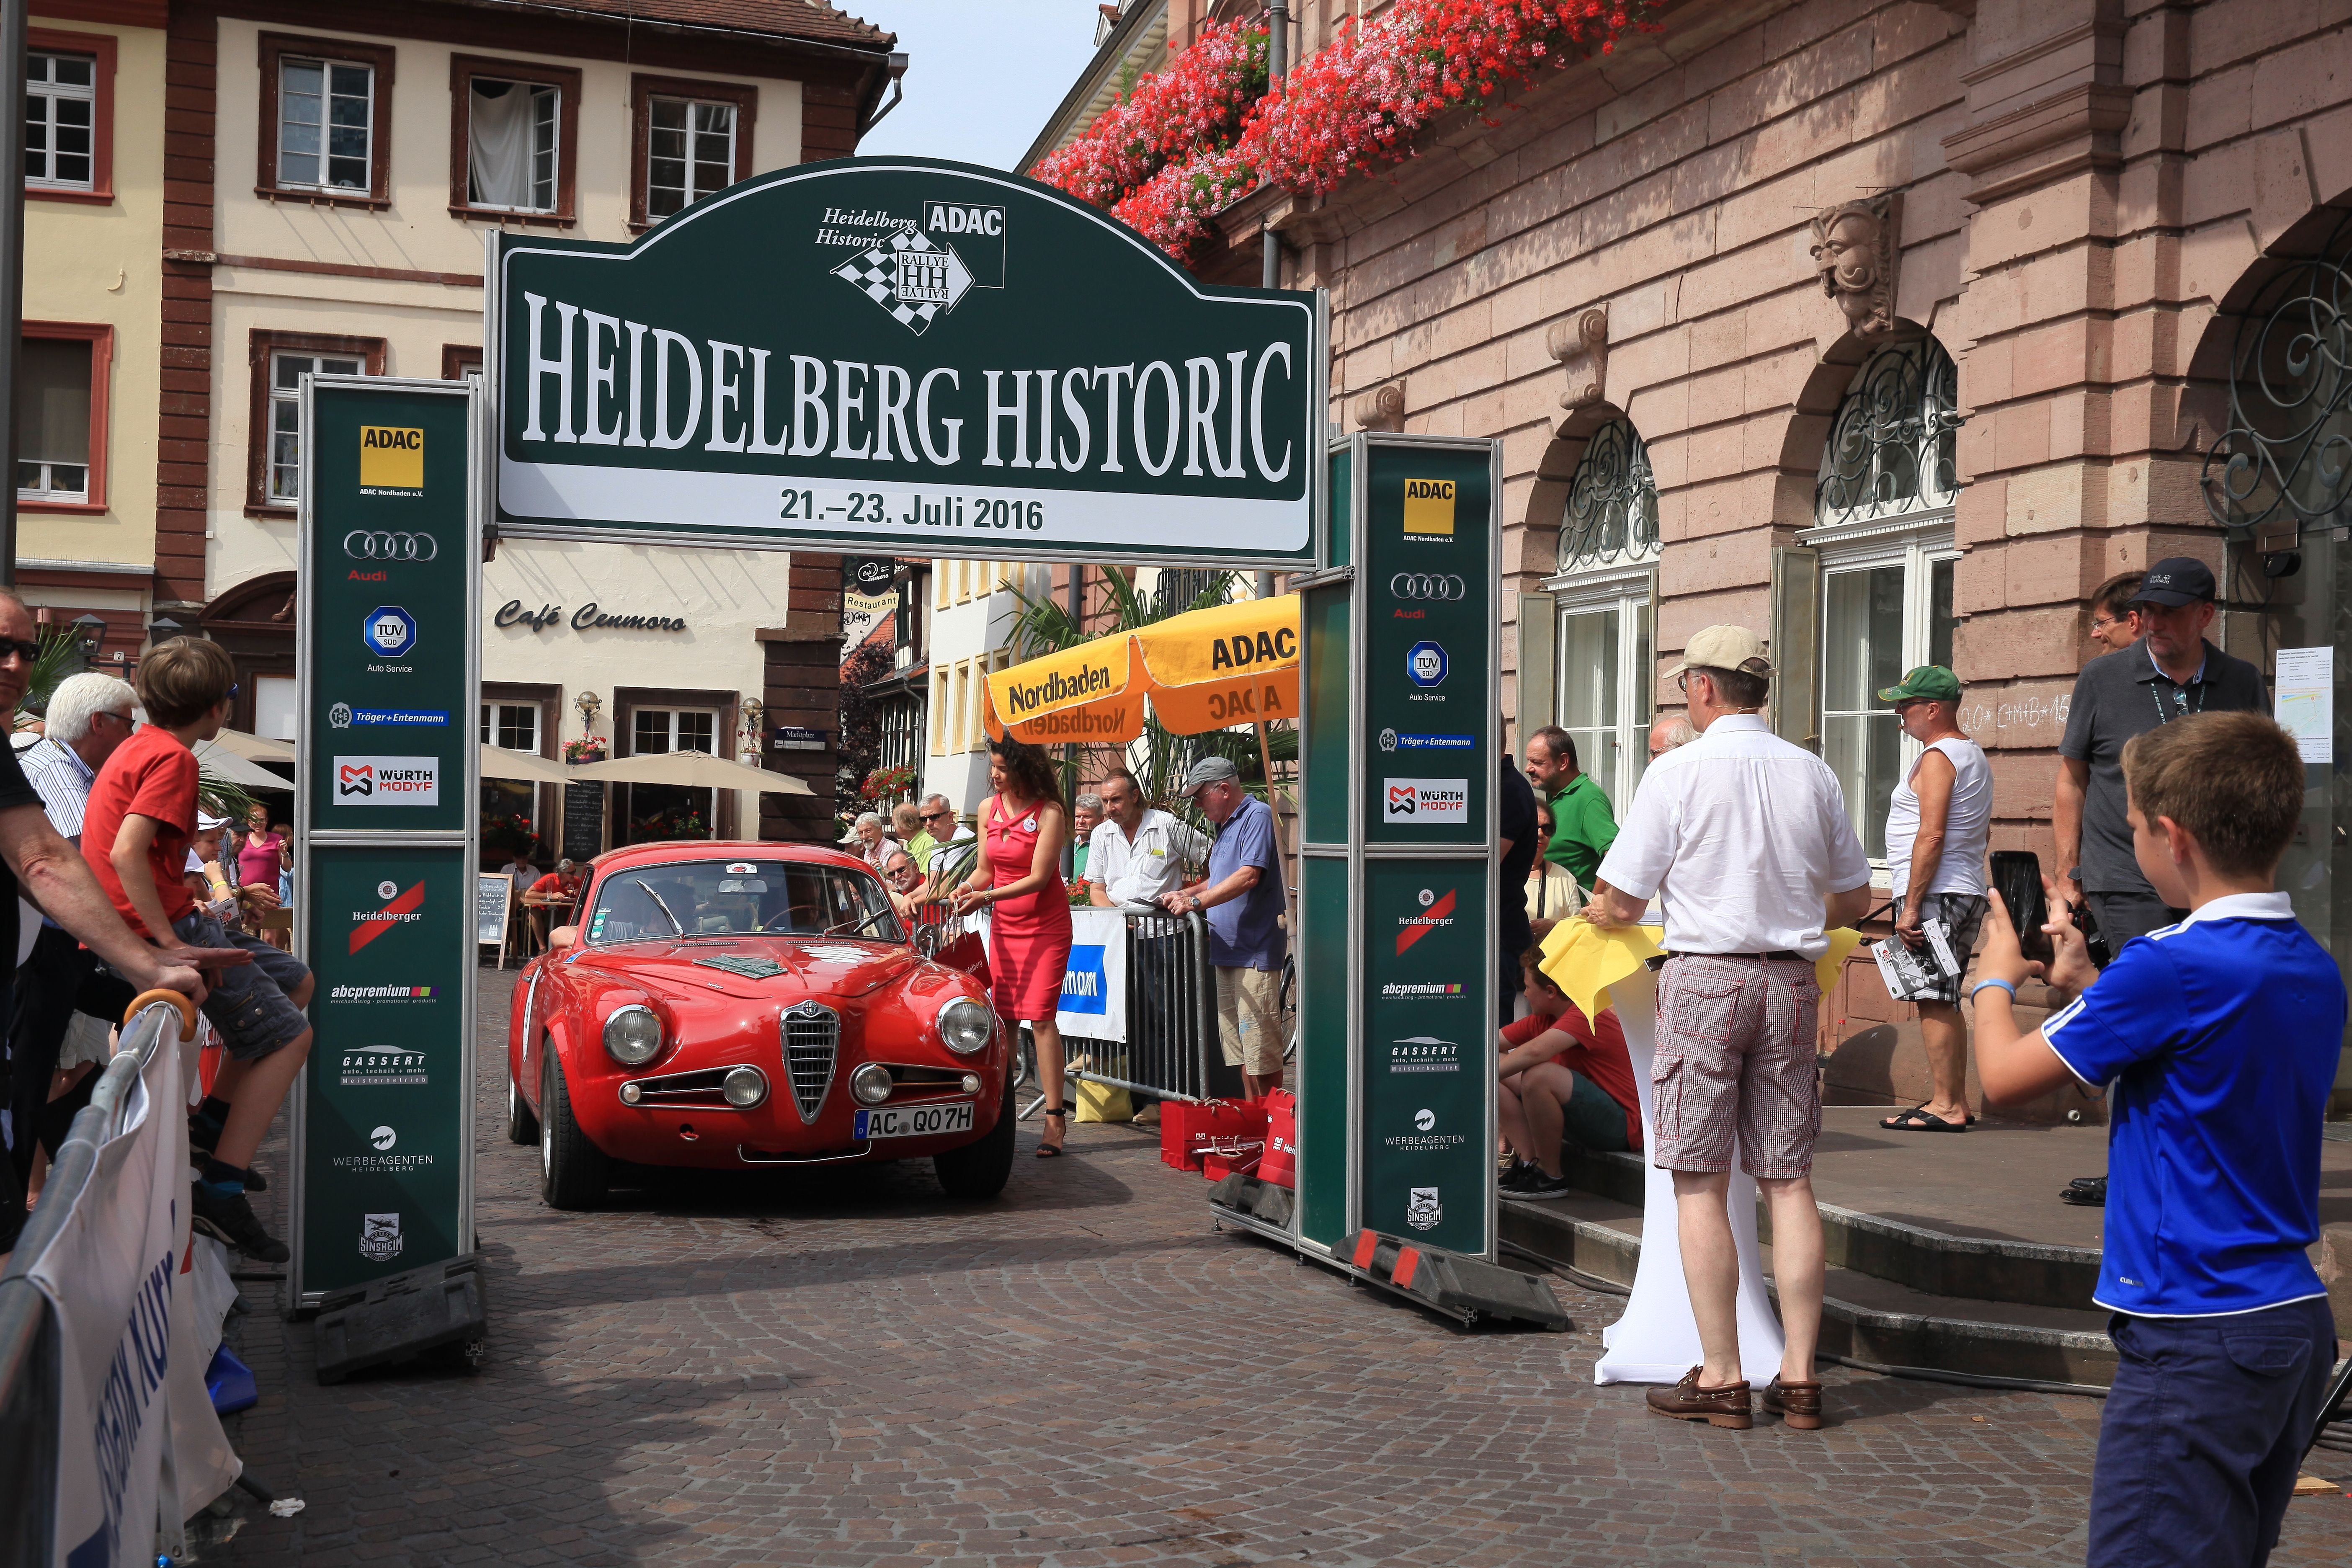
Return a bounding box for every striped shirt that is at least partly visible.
[19,735,95,843]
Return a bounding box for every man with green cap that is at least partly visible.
[1876,665,1991,1134]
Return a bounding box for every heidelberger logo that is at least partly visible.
[1395,888,1456,954]
[349,882,426,953]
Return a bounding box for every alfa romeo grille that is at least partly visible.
[780,1001,838,1124]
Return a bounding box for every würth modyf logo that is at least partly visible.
[828,199,1006,335]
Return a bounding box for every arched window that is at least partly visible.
[1544,418,1659,817]
[1802,338,1962,861]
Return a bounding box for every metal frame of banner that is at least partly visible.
[288,374,483,1312]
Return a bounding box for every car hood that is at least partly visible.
[569,936,922,1001]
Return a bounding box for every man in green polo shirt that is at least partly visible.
[1525,725,1617,887]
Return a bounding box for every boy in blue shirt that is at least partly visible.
[1974,710,2344,1568]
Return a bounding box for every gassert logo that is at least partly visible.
[1386,1036,1461,1074]
[338,1043,427,1087]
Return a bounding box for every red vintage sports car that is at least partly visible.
[506,841,1012,1208]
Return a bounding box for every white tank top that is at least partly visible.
[1885,735,1990,900]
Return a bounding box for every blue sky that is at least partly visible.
[855,1,1110,173]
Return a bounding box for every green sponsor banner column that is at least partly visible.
[301,846,472,1291]
[1350,437,1498,1261]
[295,376,479,1303]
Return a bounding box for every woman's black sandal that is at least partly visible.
[1035,1105,1070,1158]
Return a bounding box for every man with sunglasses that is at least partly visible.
[909,793,975,886]
[0,600,240,1257]
[8,673,141,1201]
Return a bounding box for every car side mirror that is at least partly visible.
[547,925,578,953]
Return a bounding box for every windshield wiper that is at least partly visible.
[637,883,685,936]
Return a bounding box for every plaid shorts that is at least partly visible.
[1908,892,1988,1005]
[1651,954,1822,1180]
[173,909,311,1061]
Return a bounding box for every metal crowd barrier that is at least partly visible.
[0,992,195,1562]
[1064,907,1229,1104]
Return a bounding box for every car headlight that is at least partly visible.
[936,997,993,1056]
[849,1062,894,1105]
[721,1066,769,1108]
[603,1005,663,1066]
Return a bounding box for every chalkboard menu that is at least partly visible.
[477,873,514,946]
[561,781,604,860]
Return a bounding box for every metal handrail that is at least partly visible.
[0,993,198,1557]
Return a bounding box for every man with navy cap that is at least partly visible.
[2053,555,2266,1204]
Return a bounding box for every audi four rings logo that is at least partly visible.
[1390,573,1466,601]
[343,531,438,561]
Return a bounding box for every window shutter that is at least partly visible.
[1769,545,1821,752]
[1515,593,1554,756]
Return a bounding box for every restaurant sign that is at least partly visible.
[488,157,1322,569]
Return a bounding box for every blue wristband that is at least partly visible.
[1970,978,2017,1002]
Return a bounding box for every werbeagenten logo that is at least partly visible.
[358,426,424,492]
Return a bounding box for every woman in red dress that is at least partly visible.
[949,738,1076,1155]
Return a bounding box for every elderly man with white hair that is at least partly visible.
[10,672,141,1195]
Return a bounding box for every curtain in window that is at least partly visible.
[15,338,88,464]
[469,80,534,209]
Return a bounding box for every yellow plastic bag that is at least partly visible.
[1073,1075,1133,1123]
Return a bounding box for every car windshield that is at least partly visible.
[585,859,903,945]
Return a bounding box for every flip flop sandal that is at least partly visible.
[1880,1106,1967,1132]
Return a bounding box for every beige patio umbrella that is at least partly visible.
[567,750,814,796]
[191,738,293,791]
[209,727,296,762]
[479,744,575,784]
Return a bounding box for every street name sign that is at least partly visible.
[487,156,1324,568]
[293,377,481,1305]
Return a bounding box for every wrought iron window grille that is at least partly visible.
[2201,210,2352,540]
[1558,418,1661,574]
[1815,338,1963,529]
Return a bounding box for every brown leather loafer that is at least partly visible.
[1645,1367,1752,1429]
[1762,1376,1823,1430]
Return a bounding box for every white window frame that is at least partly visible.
[268,348,364,503]
[645,95,736,220]
[26,50,96,192]
[480,701,541,753]
[1798,511,1959,876]
[1540,560,1655,819]
[276,55,375,195]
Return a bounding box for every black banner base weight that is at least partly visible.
[314,1253,489,1385]
[1206,1177,1570,1331]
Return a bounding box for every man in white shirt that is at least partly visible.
[1084,769,1199,908]
[1587,625,1873,1434]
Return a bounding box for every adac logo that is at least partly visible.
[358,426,423,492]
[1402,478,1456,538]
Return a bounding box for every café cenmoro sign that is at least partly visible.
[488,157,1323,568]
[494,600,688,633]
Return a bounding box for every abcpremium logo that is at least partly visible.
[1380,980,1466,999]
[328,982,438,1003]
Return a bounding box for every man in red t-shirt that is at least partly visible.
[1496,940,1641,1199]
[521,859,583,948]
[83,637,312,1262]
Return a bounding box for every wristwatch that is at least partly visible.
[1190,894,1204,912]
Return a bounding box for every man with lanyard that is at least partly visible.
[2054,556,2265,1206]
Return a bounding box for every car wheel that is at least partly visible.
[933,1070,1017,1201]
[539,1052,609,1210]
[507,1065,540,1146]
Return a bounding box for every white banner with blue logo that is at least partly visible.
[1055,908,1128,1044]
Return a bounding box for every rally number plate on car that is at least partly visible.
[854,1102,975,1140]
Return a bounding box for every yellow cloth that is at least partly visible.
[1537,917,1864,1020]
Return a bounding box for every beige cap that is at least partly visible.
[1664,624,1773,681]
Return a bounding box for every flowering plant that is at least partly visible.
[859,763,918,804]
[1037,0,1656,261]
[563,736,608,763]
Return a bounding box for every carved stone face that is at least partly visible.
[1819,214,1878,318]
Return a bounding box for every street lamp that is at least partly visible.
[70,613,106,668]
[575,689,601,736]
[740,696,764,761]
[147,613,185,646]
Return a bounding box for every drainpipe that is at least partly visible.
[1260,3,1287,291]
[0,0,26,587]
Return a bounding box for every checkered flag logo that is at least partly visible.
[831,228,973,335]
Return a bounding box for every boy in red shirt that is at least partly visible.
[1498,932,1641,1199]
[83,637,312,1261]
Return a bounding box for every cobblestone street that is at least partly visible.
[195,967,2352,1566]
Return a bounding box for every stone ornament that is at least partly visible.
[1546,308,1609,414]
[1352,382,1405,432]
[1810,194,1903,341]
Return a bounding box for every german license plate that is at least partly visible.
[854,1101,974,1140]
